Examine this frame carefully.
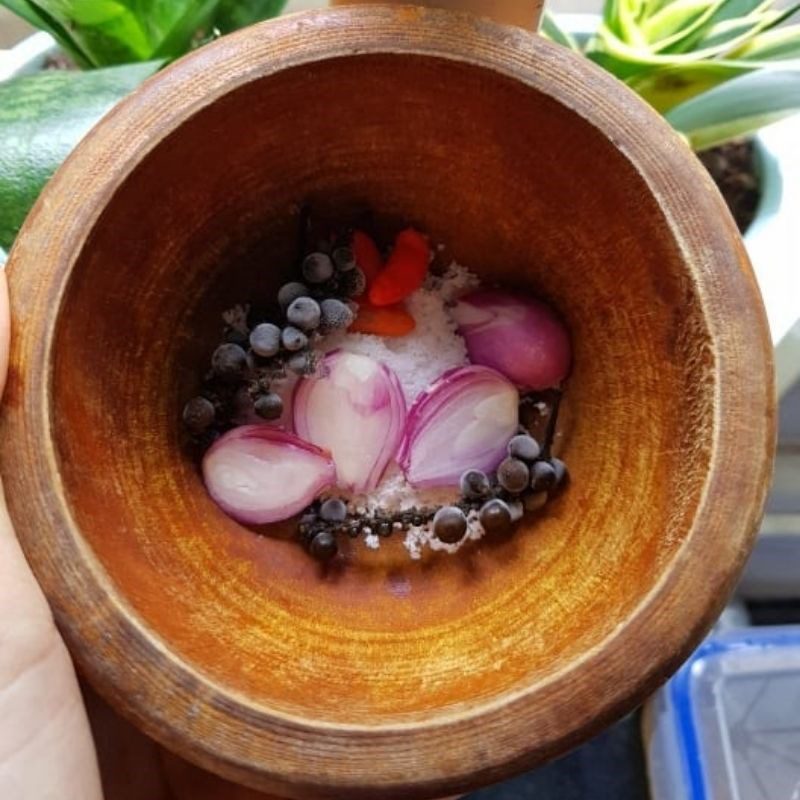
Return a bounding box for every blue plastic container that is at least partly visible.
[644,626,800,800]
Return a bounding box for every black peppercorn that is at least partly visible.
[530,461,557,492]
[550,458,569,491]
[459,468,492,501]
[433,506,468,544]
[507,434,541,462]
[340,268,367,298]
[333,246,357,272]
[310,530,338,561]
[254,393,283,420]
[523,492,548,512]
[320,498,347,523]
[479,499,513,535]
[211,343,248,382]
[508,500,524,523]
[182,396,215,433]
[497,457,530,494]
[302,252,335,284]
[224,328,250,347]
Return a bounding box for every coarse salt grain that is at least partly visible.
[344,463,456,516]
[403,509,486,560]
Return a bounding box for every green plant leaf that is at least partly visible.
[585,23,695,76]
[620,0,651,45]
[627,59,757,111]
[642,0,670,15]
[211,0,287,34]
[697,14,769,50]
[151,0,220,59]
[603,0,648,44]
[626,49,796,113]
[603,0,626,38]
[665,67,800,148]
[642,0,721,50]
[25,0,154,63]
[587,4,800,77]
[707,1,800,54]
[656,0,770,54]
[691,0,772,46]
[0,0,94,66]
[730,24,800,59]
[5,0,228,66]
[539,11,580,51]
[0,60,162,250]
[704,0,770,25]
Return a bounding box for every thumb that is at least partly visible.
[0,266,103,800]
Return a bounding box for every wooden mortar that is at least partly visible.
[331,0,544,28]
[0,5,775,799]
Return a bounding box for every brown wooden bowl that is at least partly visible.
[0,7,775,799]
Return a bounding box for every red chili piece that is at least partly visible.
[352,230,384,289]
[350,302,416,337]
[368,228,430,307]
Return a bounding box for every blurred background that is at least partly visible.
[0,0,592,47]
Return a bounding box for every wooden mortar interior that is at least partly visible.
[52,53,711,724]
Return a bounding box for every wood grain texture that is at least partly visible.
[0,7,775,799]
[331,0,545,29]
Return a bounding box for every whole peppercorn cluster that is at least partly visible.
[298,499,441,562]
[182,238,362,445]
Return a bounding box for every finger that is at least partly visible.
[0,266,103,799]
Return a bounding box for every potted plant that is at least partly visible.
[541,3,800,396]
[0,0,289,256]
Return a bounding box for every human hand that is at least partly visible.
[0,266,103,799]
[0,266,277,799]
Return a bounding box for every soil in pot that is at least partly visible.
[699,139,760,235]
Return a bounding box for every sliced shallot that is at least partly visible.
[452,290,571,390]
[202,426,335,525]
[293,351,406,493]
[399,365,519,488]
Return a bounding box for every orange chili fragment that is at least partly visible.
[350,302,416,337]
[352,230,383,289]
[368,228,430,307]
